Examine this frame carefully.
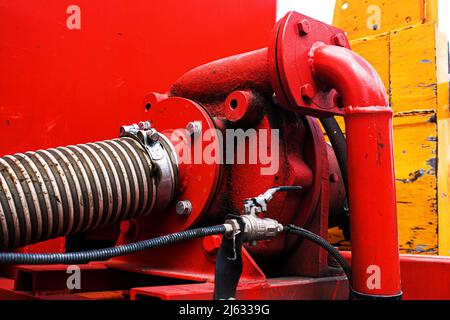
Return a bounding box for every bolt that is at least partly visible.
[120,219,140,241]
[333,33,347,47]
[329,173,339,183]
[147,129,159,143]
[138,121,151,131]
[120,219,138,235]
[202,235,222,255]
[186,121,202,136]
[120,124,139,135]
[136,130,146,142]
[176,200,192,216]
[297,19,310,36]
[301,84,315,100]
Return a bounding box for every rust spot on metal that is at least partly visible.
[427,114,437,123]
[426,158,437,173]
[396,169,425,183]
[394,109,434,117]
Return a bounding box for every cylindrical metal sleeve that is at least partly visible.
[0,137,160,250]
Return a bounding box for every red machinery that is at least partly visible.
[0,10,426,300]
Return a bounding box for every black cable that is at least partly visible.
[284,224,352,283]
[320,117,348,192]
[0,225,226,265]
[320,116,351,240]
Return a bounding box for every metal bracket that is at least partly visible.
[214,214,246,300]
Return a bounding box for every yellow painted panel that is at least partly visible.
[333,0,425,40]
[351,33,390,96]
[393,114,438,254]
[330,114,438,254]
[425,0,439,25]
[330,1,445,255]
[436,29,450,255]
[390,23,438,113]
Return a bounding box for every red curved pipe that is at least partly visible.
[311,44,388,107]
[311,44,402,298]
[170,48,272,101]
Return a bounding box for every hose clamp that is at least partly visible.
[120,122,178,214]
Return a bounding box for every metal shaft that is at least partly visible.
[0,137,165,250]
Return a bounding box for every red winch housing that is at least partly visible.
[0,10,406,300]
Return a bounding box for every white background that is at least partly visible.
[276,0,450,40]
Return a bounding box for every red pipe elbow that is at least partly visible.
[311,44,402,298]
[311,43,388,108]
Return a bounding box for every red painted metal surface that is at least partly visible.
[130,277,349,300]
[342,252,450,300]
[0,0,277,196]
[0,0,276,154]
[140,97,223,236]
[0,0,276,254]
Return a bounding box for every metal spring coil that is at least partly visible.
[0,137,157,250]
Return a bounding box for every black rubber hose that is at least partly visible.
[320,117,351,240]
[284,224,352,283]
[0,225,226,264]
[320,117,348,192]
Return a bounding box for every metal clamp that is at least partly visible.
[120,121,178,214]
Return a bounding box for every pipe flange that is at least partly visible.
[144,97,222,235]
[268,11,350,116]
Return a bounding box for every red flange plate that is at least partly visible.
[141,97,222,235]
[268,11,351,117]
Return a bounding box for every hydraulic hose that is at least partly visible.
[284,224,352,283]
[214,220,353,301]
[320,116,351,240]
[320,117,348,192]
[0,225,226,264]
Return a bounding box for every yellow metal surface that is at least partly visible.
[330,0,449,254]
[333,0,438,40]
[351,33,390,97]
[391,23,438,113]
[393,113,437,254]
[436,29,450,255]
